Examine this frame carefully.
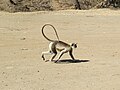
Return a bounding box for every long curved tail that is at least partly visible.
[41,24,60,42]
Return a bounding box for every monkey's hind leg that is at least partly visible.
[50,52,57,62]
[41,51,51,62]
[55,49,67,63]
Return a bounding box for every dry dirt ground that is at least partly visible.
[0,9,120,90]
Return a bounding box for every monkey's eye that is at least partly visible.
[71,43,74,46]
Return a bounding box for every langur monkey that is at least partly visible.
[41,24,77,63]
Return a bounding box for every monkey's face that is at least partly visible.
[71,43,77,48]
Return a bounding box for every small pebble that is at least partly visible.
[20,38,26,40]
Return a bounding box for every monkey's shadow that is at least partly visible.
[54,59,90,64]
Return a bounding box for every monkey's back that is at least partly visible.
[55,41,71,51]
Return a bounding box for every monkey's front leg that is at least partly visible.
[69,50,75,60]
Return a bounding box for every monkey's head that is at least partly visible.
[71,43,77,48]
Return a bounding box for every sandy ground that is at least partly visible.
[0,9,120,90]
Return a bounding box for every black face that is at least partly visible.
[74,44,77,48]
[71,43,77,48]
